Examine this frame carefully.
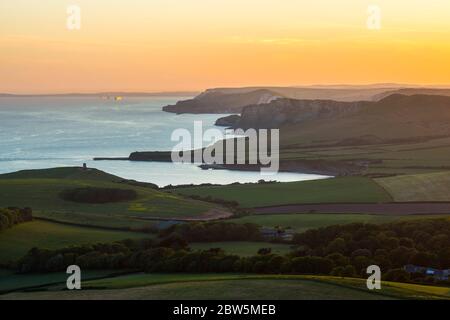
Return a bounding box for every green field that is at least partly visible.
[377,171,450,202]
[171,177,392,208]
[190,241,293,256]
[0,269,121,293]
[0,167,217,229]
[228,213,450,233]
[2,273,448,300]
[83,273,450,300]
[279,141,450,175]
[0,220,149,264]
[0,279,394,300]
[82,273,251,289]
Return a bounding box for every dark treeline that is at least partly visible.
[159,222,262,242]
[292,219,450,282]
[60,187,137,204]
[15,236,293,275]
[13,219,450,285]
[0,207,33,231]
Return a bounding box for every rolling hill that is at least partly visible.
[0,167,225,230]
[373,88,450,101]
[2,273,448,300]
[0,220,148,265]
[232,94,450,176]
[237,94,450,145]
[170,176,392,208]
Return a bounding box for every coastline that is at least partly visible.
[94,152,360,176]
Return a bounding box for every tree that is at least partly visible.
[351,249,372,258]
[325,238,346,255]
[383,268,410,282]
[291,256,334,274]
[267,255,287,273]
[342,265,357,277]
[258,248,272,255]
[388,246,416,268]
[409,252,439,268]
[325,253,350,267]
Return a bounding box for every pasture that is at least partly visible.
[0,220,149,264]
[0,167,218,229]
[171,177,392,208]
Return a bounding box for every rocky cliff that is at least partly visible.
[163,89,281,114]
[162,85,408,114]
[234,98,368,129]
[232,94,450,146]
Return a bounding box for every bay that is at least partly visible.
[0,96,329,186]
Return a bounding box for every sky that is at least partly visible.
[1,0,450,93]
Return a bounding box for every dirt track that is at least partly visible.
[253,202,450,215]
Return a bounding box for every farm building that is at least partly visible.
[260,227,294,241]
[404,264,449,281]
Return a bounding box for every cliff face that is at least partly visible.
[215,114,241,127]
[232,94,450,147]
[163,89,281,114]
[162,85,407,114]
[235,98,368,129]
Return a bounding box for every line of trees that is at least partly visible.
[159,221,262,242]
[13,219,450,285]
[0,207,33,232]
[292,219,450,282]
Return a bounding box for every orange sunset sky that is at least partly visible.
[1,0,450,94]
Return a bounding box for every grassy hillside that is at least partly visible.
[0,167,219,229]
[377,171,450,202]
[2,273,448,300]
[81,273,450,299]
[0,269,118,293]
[190,241,292,256]
[0,220,148,264]
[0,279,393,300]
[277,94,450,145]
[261,95,450,176]
[171,177,392,208]
[228,213,449,233]
[0,167,123,182]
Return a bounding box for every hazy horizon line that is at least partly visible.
[3,83,450,96]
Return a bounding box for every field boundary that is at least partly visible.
[252,202,450,215]
[0,270,137,295]
[34,216,151,234]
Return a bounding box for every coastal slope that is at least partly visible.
[162,85,410,114]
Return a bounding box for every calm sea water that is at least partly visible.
[0,96,328,186]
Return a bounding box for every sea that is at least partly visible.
[0,96,329,187]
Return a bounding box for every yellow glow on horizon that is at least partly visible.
[1,0,450,93]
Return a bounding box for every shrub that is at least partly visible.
[0,207,33,232]
[60,187,137,203]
